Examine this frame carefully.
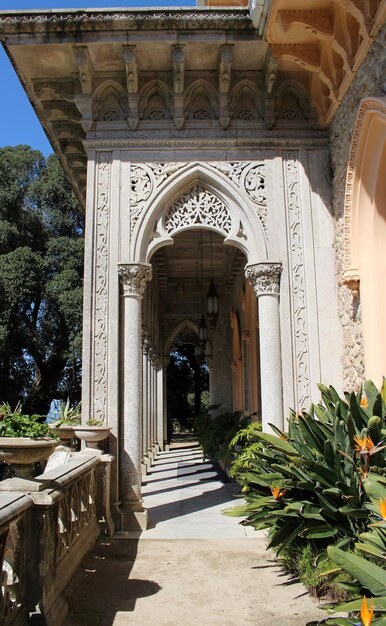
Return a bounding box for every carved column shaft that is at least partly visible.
[118,263,152,514]
[245,262,283,433]
[142,331,150,458]
[157,361,164,450]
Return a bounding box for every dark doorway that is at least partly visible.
[167,343,209,439]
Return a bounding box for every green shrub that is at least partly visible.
[0,402,53,437]
[309,476,386,625]
[193,405,249,463]
[279,543,354,602]
[225,380,386,557]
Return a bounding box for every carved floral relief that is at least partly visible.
[93,152,111,424]
[284,152,310,411]
[129,160,269,236]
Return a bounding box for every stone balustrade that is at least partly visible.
[0,452,114,625]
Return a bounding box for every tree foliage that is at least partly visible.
[167,344,209,434]
[0,145,84,414]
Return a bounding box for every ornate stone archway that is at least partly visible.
[130,161,268,264]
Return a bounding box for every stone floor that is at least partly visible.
[64,439,327,626]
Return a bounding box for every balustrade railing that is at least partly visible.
[0,451,114,625]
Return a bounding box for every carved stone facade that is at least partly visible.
[129,160,269,239]
[283,153,310,410]
[92,152,111,425]
[3,0,380,529]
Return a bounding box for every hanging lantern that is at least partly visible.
[207,278,219,330]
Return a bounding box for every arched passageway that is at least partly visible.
[82,156,342,531]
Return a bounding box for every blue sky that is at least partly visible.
[0,0,196,156]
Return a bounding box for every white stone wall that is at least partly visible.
[330,24,386,391]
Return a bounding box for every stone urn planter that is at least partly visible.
[50,425,76,448]
[74,425,111,452]
[0,437,58,479]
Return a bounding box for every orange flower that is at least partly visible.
[380,498,386,520]
[358,465,369,479]
[271,486,288,500]
[360,396,369,409]
[354,435,375,453]
[360,596,374,626]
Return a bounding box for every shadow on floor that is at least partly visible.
[64,539,161,626]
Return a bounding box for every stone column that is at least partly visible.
[147,349,153,456]
[117,262,152,531]
[141,330,150,470]
[163,357,170,448]
[157,359,164,450]
[151,349,159,453]
[245,262,283,433]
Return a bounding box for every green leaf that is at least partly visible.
[338,507,369,519]
[257,432,300,455]
[325,596,386,612]
[356,542,386,563]
[327,545,386,596]
[364,476,386,500]
[303,525,338,539]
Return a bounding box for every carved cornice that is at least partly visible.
[118,263,152,297]
[245,262,282,297]
[266,1,385,126]
[278,10,333,37]
[84,133,329,152]
[0,9,254,34]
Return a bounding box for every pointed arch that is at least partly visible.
[343,96,386,384]
[139,79,173,120]
[184,80,219,120]
[132,162,268,265]
[274,79,311,121]
[164,319,199,355]
[93,79,126,121]
[229,79,264,120]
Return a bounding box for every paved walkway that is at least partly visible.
[64,440,326,626]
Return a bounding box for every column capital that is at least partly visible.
[149,348,160,367]
[245,262,282,298]
[118,263,152,297]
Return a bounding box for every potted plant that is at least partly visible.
[74,418,111,453]
[50,399,81,446]
[0,403,58,478]
[51,401,111,453]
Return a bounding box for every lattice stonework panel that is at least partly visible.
[283,152,310,411]
[129,161,269,236]
[164,184,232,234]
[57,471,97,564]
[92,152,111,424]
